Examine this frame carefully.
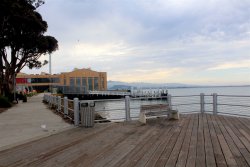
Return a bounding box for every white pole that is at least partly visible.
[125,96,131,121]
[49,54,52,93]
[74,98,80,126]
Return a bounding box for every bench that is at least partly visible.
[139,104,179,124]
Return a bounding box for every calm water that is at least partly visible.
[95,86,250,120]
[168,86,250,96]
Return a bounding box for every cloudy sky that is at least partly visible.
[22,0,250,85]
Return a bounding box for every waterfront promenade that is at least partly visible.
[0,93,73,151]
[1,113,250,166]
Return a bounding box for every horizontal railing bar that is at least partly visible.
[217,103,250,107]
[172,103,201,106]
[172,95,200,98]
[95,108,125,112]
[218,95,250,97]
[217,112,250,118]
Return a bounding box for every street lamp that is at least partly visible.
[49,53,52,93]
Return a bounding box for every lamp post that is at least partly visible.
[49,53,52,93]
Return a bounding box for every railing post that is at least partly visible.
[213,93,218,115]
[64,97,68,117]
[74,98,80,126]
[57,96,61,112]
[125,96,131,121]
[167,94,172,110]
[200,93,205,114]
[49,95,52,108]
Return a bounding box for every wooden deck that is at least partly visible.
[1,113,250,167]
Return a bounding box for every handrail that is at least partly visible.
[43,93,250,123]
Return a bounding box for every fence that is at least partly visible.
[170,93,250,117]
[43,93,250,126]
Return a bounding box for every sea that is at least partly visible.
[167,86,250,96]
[94,86,250,120]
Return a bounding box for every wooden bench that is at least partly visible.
[139,104,170,124]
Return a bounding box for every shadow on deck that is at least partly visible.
[1,113,250,167]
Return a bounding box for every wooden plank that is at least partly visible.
[113,118,170,167]
[26,124,134,167]
[211,115,238,167]
[216,115,248,166]
[144,119,180,167]
[195,114,206,167]
[165,115,191,167]
[185,114,198,167]
[69,123,153,167]
[206,114,227,167]
[4,114,250,167]
[222,116,250,166]
[0,123,115,166]
[175,114,194,167]
[154,115,188,167]
[134,121,174,167]
[101,118,174,167]
[203,114,216,167]
[236,117,250,144]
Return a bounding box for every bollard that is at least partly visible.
[64,97,68,117]
[200,93,205,114]
[125,96,131,121]
[213,93,218,115]
[74,98,80,126]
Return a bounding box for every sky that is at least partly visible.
[22,0,250,85]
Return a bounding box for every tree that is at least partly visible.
[0,0,58,97]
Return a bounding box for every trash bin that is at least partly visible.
[80,101,95,127]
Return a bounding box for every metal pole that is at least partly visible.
[200,93,205,114]
[57,96,61,112]
[125,96,131,121]
[73,98,79,126]
[213,93,218,115]
[49,53,52,93]
[167,94,172,110]
[64,97,68,117]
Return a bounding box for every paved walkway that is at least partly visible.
[0,93,73,151]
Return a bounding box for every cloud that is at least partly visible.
[21,0,250,85]
[208,60,250,70]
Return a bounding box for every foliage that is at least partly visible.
[0,96,12,108]
[0,0,58,96]
[23,95,27,102]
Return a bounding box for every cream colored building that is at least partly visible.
[16,68,107,92]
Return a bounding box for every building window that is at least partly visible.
[82,77,87,90]
[31,78,50,83]
[70,77,75,86]
[88,77,93,91]
[64,78,66,85]
[94,77,99,90]
[76,77,81,86]
[51,78,60,83]
[101,77,105,89]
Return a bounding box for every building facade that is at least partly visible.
[16,68,107,93]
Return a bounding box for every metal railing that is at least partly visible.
[43,94,76,122]
[43,93,250,126]
[170,93,250,117]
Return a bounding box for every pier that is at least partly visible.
[1,113,250,166]
[56,85,168,99]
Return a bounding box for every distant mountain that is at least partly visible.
[108,80,197,90]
